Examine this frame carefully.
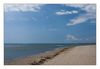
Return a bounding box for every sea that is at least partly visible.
[4,43,95,62]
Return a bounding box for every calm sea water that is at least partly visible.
[4,43,95,61]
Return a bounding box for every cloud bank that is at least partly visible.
[4,4,44,12]
[66,4,96,26]
[66,34,80,41]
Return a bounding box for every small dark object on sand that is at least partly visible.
[31,57,46,65]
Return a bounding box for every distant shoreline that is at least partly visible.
[4,45,96,65]
[4,43,96,45]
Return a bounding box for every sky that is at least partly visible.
[4,4,96,43]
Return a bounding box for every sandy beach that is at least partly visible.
[5,45,96,65]
[43,45,96,65]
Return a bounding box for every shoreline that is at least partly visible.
[4,45,96,65]
[5,46,71,65]
[43,45,96,65]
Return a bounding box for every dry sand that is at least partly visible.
[43,45,96,65]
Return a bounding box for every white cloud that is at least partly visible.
[65,4,96,13]
[4,4,44,12]
[56,10,78,15]
[66,34,81,40]
[65,4,96,26]
[67,16,88,26]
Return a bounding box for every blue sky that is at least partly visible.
[4,4,96,43]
